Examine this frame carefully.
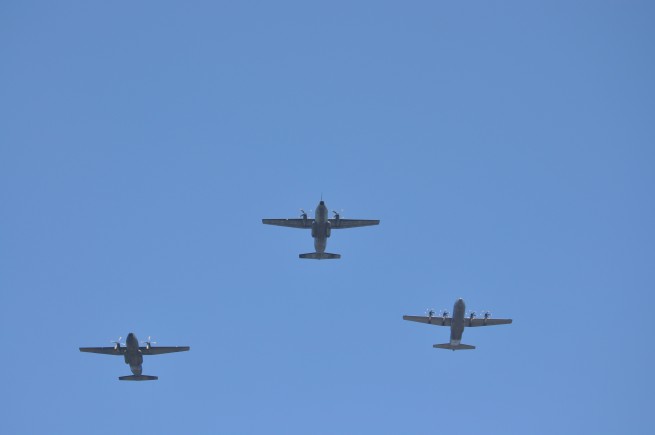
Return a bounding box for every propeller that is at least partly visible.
[141,336,157,348]
[110,337,125,349]
[440,309,450,318]
[467,311,477,320]
[426,308,436,318]
[332,210,342,220]
[482,311,492,319]
[300,209,308,219]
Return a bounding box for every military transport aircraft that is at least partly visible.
[403,298,511,350]
[262,199,379,259]
[79,333,190,380]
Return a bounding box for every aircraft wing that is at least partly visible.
[465,318,512,327]
[403,315,452,326]
[329,219,380,229]
[140,346,190,355]
[79,347,126,355]
[262,219,312,229]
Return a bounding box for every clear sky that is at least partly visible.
[1,1,654,434]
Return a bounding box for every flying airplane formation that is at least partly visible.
[81,197,511,380]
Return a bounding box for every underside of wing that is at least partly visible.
[465,318,512,327]
[140,346,190,355]
[329,219,380,229]
[402,315,452,326]
[262,218,312,229]
[79,347,125,355]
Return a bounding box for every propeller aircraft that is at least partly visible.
[79,333,190,380]
[403,298,512,350]
[262,199,379,259]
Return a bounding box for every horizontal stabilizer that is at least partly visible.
[433,343,476,351]
[299,252,341,260]
[118,375,158,381]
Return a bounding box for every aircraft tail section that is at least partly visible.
[118,375,159,381]
[433,343,476,351]
[299,252,341,260]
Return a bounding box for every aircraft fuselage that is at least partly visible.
[123,333,143,375]
[311,201,330,253]
[450,299,466,346]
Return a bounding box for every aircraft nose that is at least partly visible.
[319,201,324,205]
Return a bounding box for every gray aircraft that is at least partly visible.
[403,298,512,350]
[262,199,379,259]
[79,333,190,380]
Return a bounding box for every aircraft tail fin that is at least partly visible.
[299,252,341,260]
[433,343,476,351]
[118,375,158,381]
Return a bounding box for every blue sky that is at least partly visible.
[1,1,653,434]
